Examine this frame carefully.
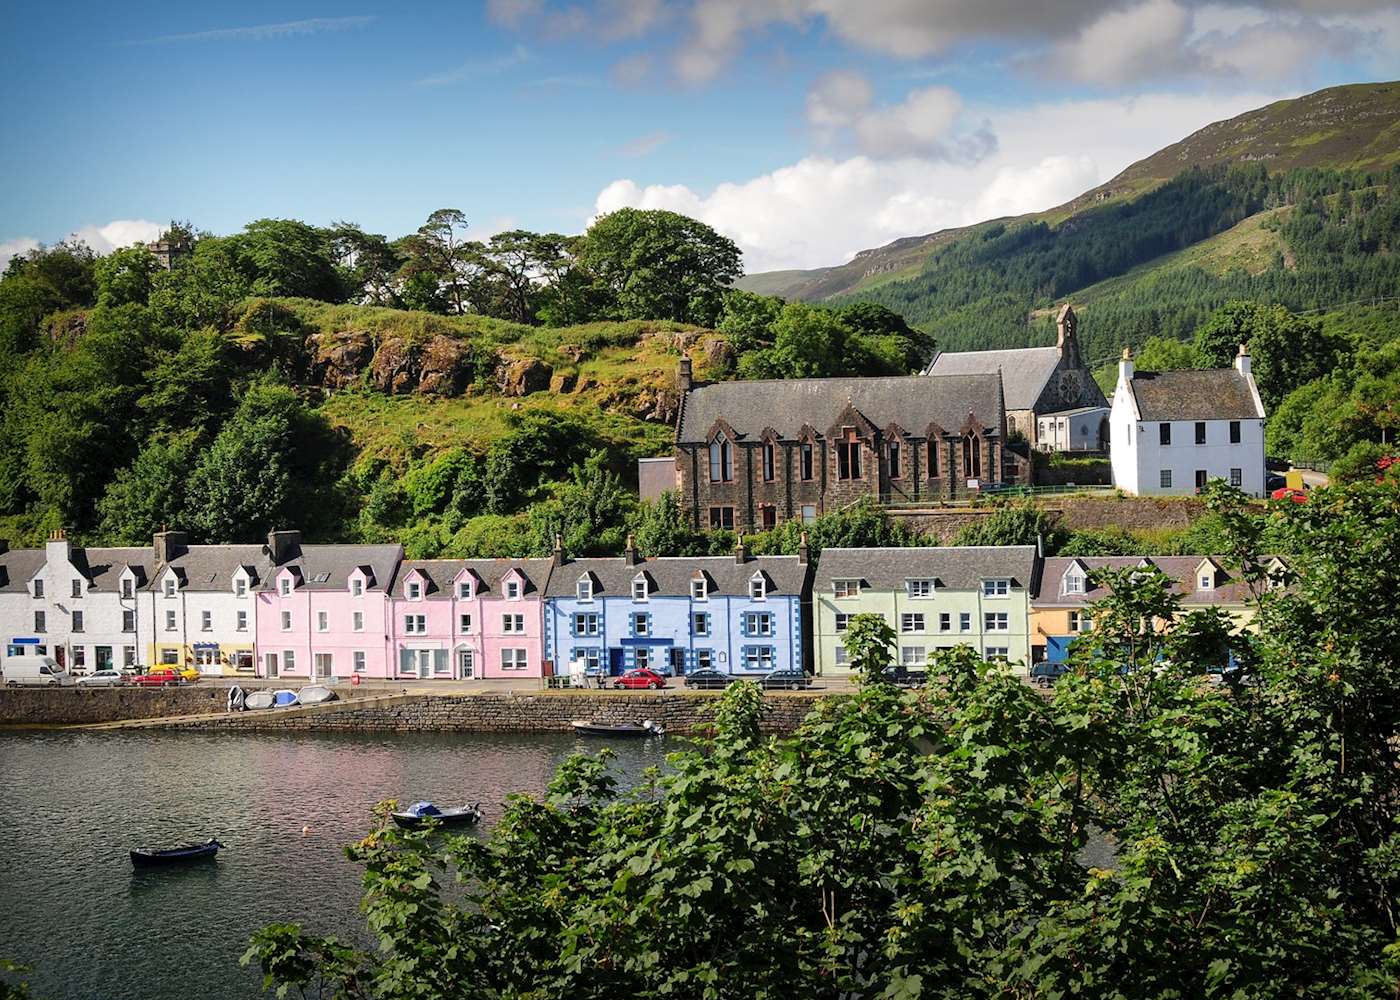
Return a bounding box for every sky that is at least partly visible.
[2,1,1398,275]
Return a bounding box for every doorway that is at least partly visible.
[669,648,686,676]
[264,652,279,679]
[416,649,431,679]
[314,653,332,680]
[458,648,475,679]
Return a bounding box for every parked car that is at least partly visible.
[77,670,125,687]
[683,668,733,690]
[1271,487,1308,504]
[1029,661,1068,688]
[130,668,184,687]
[174,664,202,682]
[759,668,809,690]
[2,655,75,687]
[1265,473,1287,492]
[613,668,667,690]
[887,667,927,689]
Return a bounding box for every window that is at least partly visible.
[123,647,136,668]
[351,578,363,597]
[762,441,775,482]
[632,612,650,636]
[938,612,951,632]
[759,505,777,530]
[407,581,422,600]
[121,579,134,599]
[353,651,366,673]
[900,613,925,633]
[166,610,178,631]
[985,647,1009,662]
[280,610,292,631]
[634,647,652,670]
[900,645,925,666]
[690,578,707,600]
[833,579,860,599]
[236,611,248,632]
[800,442,814,481]
[695,649,713,671]
[962,434,982,479]
[743,647,775,672]
[632,577,649,601]
[692,612,710,636]
[576,577,593,601]
[73,646,85,668]
[959,612,971,632]
[201,610,212,632]
[235,578,247,598]
[983,579,1010,598]
[1230,467,1242,488]
[352,611,364,632]
[834,612,852,632]
[927,439,939,476]
[505,580,521,600]
[1229,420,1241,444]
[160,649,179,665]
[72,610,84,633]
[1063,572,1085,595]
[1195,470,1208,490]
[1195,421,1206,445]
[834,646,849,666]
[315,653,333,678]
[906,579,933,598]
[984,612,1009,631]
[1159,469,1173,489]
[501,648,528,671]
[574,612,600,637]
[1159,423,1172,446]
[163,578,176,598]
[404,614,426,634]
[33,580,43,598]
[708,506,735,531]
[459,613,472,634]
[887,440,901,478]
[801,504,817,523]
[123,610,136,633]
[1199,573,1214,591]
[502,614,525,633]
[744,611,774,637]
[279,577,292,597]
[456,581,471,599]
[1069,610,1092,633]
[71,579,82,599]
[836,430,862,480]
[284,650,296,672]
[317,611,328,632]
[749,575,766,600]
[709,432,733,482]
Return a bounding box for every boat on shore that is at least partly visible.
[130,839,223,867]
[570,719,665,738]
[298,685,337,705]
[244,690,275,710]
[390,801,483,829]
[271,689,300,708]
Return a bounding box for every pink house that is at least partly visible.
[254,532,404,681]
[388,558,554,680]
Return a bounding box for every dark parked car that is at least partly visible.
[887,668,927,689]
[684,668,733,690]
[1029,661,1068,688]
[1266,473,1287,492]
[759,668,810,690]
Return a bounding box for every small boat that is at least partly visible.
[298,685,337,705]
[130,838,223,867]
[390,801,483,829]
[271,689,300,708]
[570,719,665,738]
[244,690,275,710]
[227,686,246,712]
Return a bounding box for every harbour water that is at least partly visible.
[0,729,669,999]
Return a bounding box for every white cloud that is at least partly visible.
[128,16,374,45]
[806,70,873,129]
[0,237,40,272]
[592,89,1287,273]
[69,220,165,255]
[1042,0,1195,86]
[806,73,983,160]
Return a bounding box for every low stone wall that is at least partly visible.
[156,692,823,735]
[889,494,1209,540]
[0,686,230,726]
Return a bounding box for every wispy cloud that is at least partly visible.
[616,131,671,157]
[127,15,375,45]
[416,45,530,87]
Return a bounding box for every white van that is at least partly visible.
[2,655,75,687]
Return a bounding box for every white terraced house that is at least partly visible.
[0,531,150,674]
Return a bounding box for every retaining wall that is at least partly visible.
[0,682,385,727]
[890,494,1209,540]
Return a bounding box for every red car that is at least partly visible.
[130,668,183,687]
[613,668,667,690]
[1271,487,1308,504]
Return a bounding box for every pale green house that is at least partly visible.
[812,546,1038,676]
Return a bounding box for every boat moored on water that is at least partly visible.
[130,839,223,867]
[570,719,665,738]
[390,801,483,829]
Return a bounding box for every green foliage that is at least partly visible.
[951,500,1065,550]
[630,492,707,558]
[746,497,919,557]
[0,959,31,1000]
[94,245,159,309]
[843,612,897,683]
[96,433,199,544]
[734,299,931,380]
[1135,333,1199,371]
[718,289,784,354]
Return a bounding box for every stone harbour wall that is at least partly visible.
[156,692,824,735]
[0,686,231,726]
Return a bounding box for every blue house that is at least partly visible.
[543,537,809,678]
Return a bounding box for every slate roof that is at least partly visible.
[77,548,154,592]
[152,545,270,592]
[395,558,555,597]
[1123,370,1264,421]
[815,545,1039,592]
[264,544,403,592]
[676,374,1002,444]
[925,347,1062,412]
[546,555,808,599]
[0,549,46,593]
[1035,556,1272,607]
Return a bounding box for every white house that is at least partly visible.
[0,531,150,674]
[1109,345,1267,497]
[135,531,268,675]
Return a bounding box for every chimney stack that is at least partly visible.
[797,531,810,566]
[153,529,188,566]
[677,356,693,394]
[624,533,639,566]
[266,529,302,565]
[552,533,564,568]
[734,537,746,565]
[1234,343,1252,377]
[1118,346,1134,384]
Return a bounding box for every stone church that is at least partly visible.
[925,305,1108,450]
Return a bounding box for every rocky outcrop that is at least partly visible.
[549,372,578,394]
[370,337,419,394]
[497,357,552,397]
[308,330,374,389]
[698,336,735,376]
[418,335,471,395]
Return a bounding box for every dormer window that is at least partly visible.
[1062,572,1085,595]
[351,578,364,597]
[121,579,134,599]
[749,573,766,600]
[1198,573,1214,591]
[505,579,521,600]
[235,578,247,598]
[32,579,43,599]
[982,578,1010,598]
[163,577,176,598]
[632,575,648,601]
[71,579,82,599]
[690,578,707,601]
[457,581,472,600]
[906,579,933,598]
[279,577,292,597]
[833,579,859,599]
[576,577,593,601]
[407,580,422,600]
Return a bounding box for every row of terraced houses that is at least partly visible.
[0,528,1281,682]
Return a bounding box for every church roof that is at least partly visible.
[676,374,1002,444]
[924,346,1062,411]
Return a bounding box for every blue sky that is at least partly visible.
[3,1,1398,273]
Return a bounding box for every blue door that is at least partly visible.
[608,648,625,676]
